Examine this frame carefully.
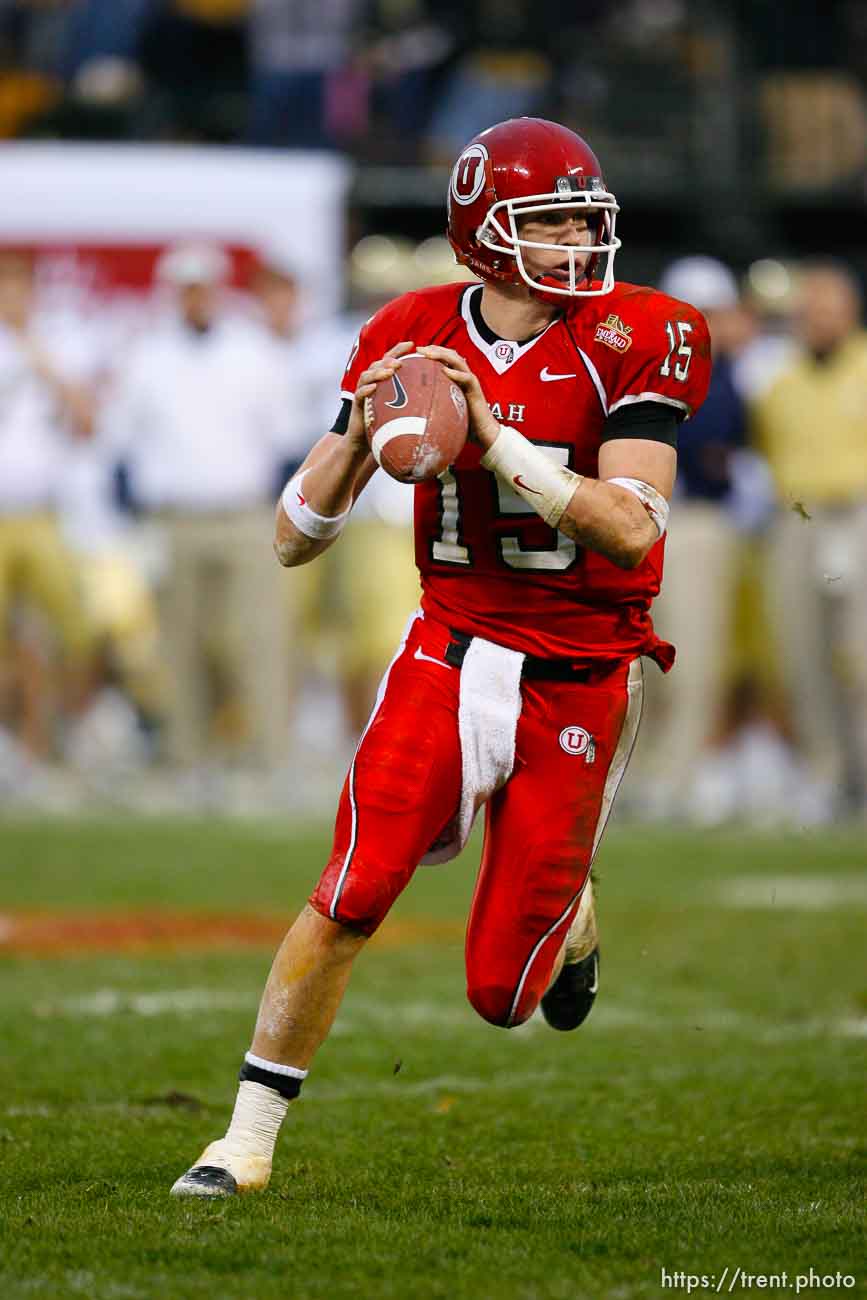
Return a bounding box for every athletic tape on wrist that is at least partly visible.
[607,477,670,537]
[281,471,351,540]
[480,425,581,527]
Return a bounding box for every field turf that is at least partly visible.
[0,817,864,1299]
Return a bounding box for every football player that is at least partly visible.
[171,117,711,1197]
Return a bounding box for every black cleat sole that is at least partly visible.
[171,1165,239,1198]
[540,948,599,1031]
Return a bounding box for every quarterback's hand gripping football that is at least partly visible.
[416,345,500,452]
[347,340,416,453]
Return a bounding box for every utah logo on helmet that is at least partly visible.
[447,117,621,299]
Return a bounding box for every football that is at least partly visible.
[364,353,469,483]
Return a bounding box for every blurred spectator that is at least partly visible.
[296,234,438,735]
[0,0,68,77]
[247,0,366,148]
[730,259,798,404]
[358,0,460,160]
[634,256,761,818]
[138,0,249,141]
[0,247,96,757]
[59,409,165,777]
[103,240,297,768]
[250,244,319,477]
[0,0,65,135]
[248,243,324,736]
[753,261,867,814]
[252,245,302,344]
[61,0,153,79]
[422,0,553,162]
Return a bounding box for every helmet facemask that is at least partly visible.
[477,188,620,299]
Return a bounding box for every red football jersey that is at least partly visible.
[339,280,710,664]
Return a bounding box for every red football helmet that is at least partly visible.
[447,118,620,299]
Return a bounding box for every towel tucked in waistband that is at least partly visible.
[422,634,524,865]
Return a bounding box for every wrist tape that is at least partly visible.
[480,425,581,527]
[607,477,670,537]
[281,471,351,540]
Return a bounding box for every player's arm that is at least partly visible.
[22,337,96,437]
[274,342,414,567]
[561,435,675,569]
[419,344,673,570]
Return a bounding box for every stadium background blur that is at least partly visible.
[1,0,866,826]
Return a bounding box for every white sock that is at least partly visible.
[222,1081,289,1162]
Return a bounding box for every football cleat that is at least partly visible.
[170,1139,272,1198]
[541,877,600,1031]
[170,1165,238,1198]
[540,947,599,1031]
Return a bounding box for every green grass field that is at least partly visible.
[1,818,864,1300]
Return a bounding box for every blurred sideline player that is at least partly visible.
[105,241,298,768]
[0,249,97,757]
[755,262,867,813]
[249,244,326,735]
[172,117,710,1197]
[630,256,749,818]
[301,234,473,735]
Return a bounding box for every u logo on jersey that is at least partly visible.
[559,726,596,763]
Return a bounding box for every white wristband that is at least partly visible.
[480,425,581,527]
[607,476,670,538]
[281,471,351,540]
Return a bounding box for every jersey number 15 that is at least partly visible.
[432,446,577,572]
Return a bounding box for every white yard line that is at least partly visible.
[717,875,867,910]
[30,987,867,1045]
[33,988,257,1018]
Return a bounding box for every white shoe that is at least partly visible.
[170,1139,272,1198]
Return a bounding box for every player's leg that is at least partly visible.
[765,509,841,798]
[18,513,96,738]
[223,508,294,766]
[171,904,366,1198]
[158,517,209,765]
[839,504,867,807]
[635,501,737,817]
[333,517,419,736]
[171,615,463,1196]
[464,659,643,1029]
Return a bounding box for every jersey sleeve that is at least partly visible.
[337,292,423,402]
[599,292,712,424]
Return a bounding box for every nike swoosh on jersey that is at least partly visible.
[513,474,543,495]
[539,367,577,382]
[413,646,452,670]
[588,955,599,994]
